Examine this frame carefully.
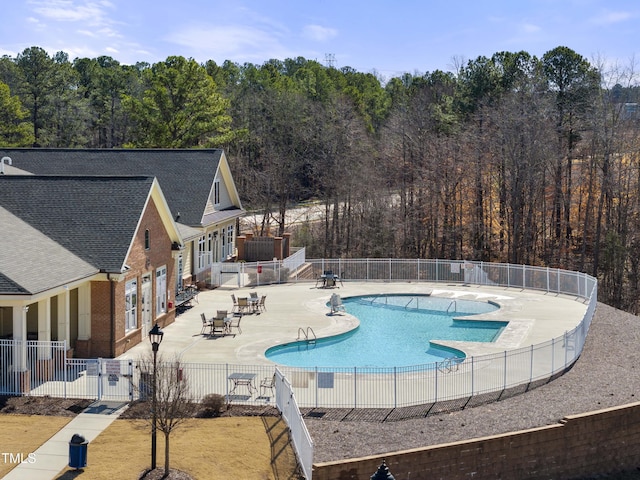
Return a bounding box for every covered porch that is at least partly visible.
[0,282,91,392]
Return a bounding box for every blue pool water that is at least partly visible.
[265,295,505,368]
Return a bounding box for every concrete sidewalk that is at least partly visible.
[2,401,127,480]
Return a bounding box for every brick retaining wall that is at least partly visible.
[312,401,640,479]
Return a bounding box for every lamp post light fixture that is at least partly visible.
[149,323,164,470]
[370,459,395,480]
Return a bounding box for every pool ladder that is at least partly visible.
[297,327,316,344]
[446,300,457,313]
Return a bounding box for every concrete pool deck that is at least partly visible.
[118,281,589,365]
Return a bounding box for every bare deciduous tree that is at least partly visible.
[137,353,197,478]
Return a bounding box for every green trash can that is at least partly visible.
[68,433,88,469]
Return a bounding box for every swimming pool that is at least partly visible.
[265,294,505,368]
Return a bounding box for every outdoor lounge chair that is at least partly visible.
[231,294,239,312]
[237,297,250,314]
[260,374,276,398]
[330,293,346,314]
[210,318,227,336]
[200,313,213,334]
[228,315,242,335]
[257,295,267,312]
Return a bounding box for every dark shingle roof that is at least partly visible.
[0,175,155,273]
[0,271,29,294]
[0,206,98,294]
[0,148,224,227]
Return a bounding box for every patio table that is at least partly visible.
[228,372,257,396]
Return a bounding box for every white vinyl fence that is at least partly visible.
[275,367,313,480]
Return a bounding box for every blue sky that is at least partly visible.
[2,1,639,80]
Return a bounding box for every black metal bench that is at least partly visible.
[175,285,198,314]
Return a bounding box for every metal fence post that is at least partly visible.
[504,351,508,391]
[354,367,357,409]
[471,356,474,396]
[128,359,134,401]
[393,367,397,409]
[530,345,534,383]
[546,266,550,293]
[97,357,103,401]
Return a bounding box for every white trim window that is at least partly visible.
[224,225,234,258]
[125,279,137,331]
[156,265,167,316]
[198,235,206,270]
[176,255,183,293]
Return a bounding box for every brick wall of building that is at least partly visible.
[87,196,177,358]
[312,402,640,480]
[88,280,113,358]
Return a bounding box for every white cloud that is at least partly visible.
[165,24,294,62]
[590,10,633,25]
[521,23,541,34]
[302,24,338,42]
[28,0,113,23]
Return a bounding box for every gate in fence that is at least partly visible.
[0,341,136,401]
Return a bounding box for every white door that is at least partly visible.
[141,275,152,337]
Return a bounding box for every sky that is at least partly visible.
[1,0,639,80]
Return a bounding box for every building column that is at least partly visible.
[273,236,283,260]
[236,235,246,261]
[12,305,30,393]
[36,298,53,380]
[75,283,92,358]
[57,288,71,352]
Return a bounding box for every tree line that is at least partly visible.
[2,46,640,312]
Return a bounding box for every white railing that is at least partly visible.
[275,367,313,480]
[211,258,596,301]
[283,246,306,273]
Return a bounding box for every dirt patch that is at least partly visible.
[0,396,93,416]
[0,395,279,420]
[138,468,194,479]
[120,398,280,420]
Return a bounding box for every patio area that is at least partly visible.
[117,281,588,366]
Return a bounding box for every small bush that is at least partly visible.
[200,394,225,417]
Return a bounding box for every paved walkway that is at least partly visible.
[2,401,127,480]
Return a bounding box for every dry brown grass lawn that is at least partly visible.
[0,415,73,478]
[53,416,299,480]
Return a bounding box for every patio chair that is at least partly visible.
[330,293,346,314]
[200,313,213,334]
[228,315,242,335]
[260,373,276,398]
[210,318,227,336]
[237,297,250,314]
[257,295,267,312]
[231,294,239,312]
[249,292,259,312]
